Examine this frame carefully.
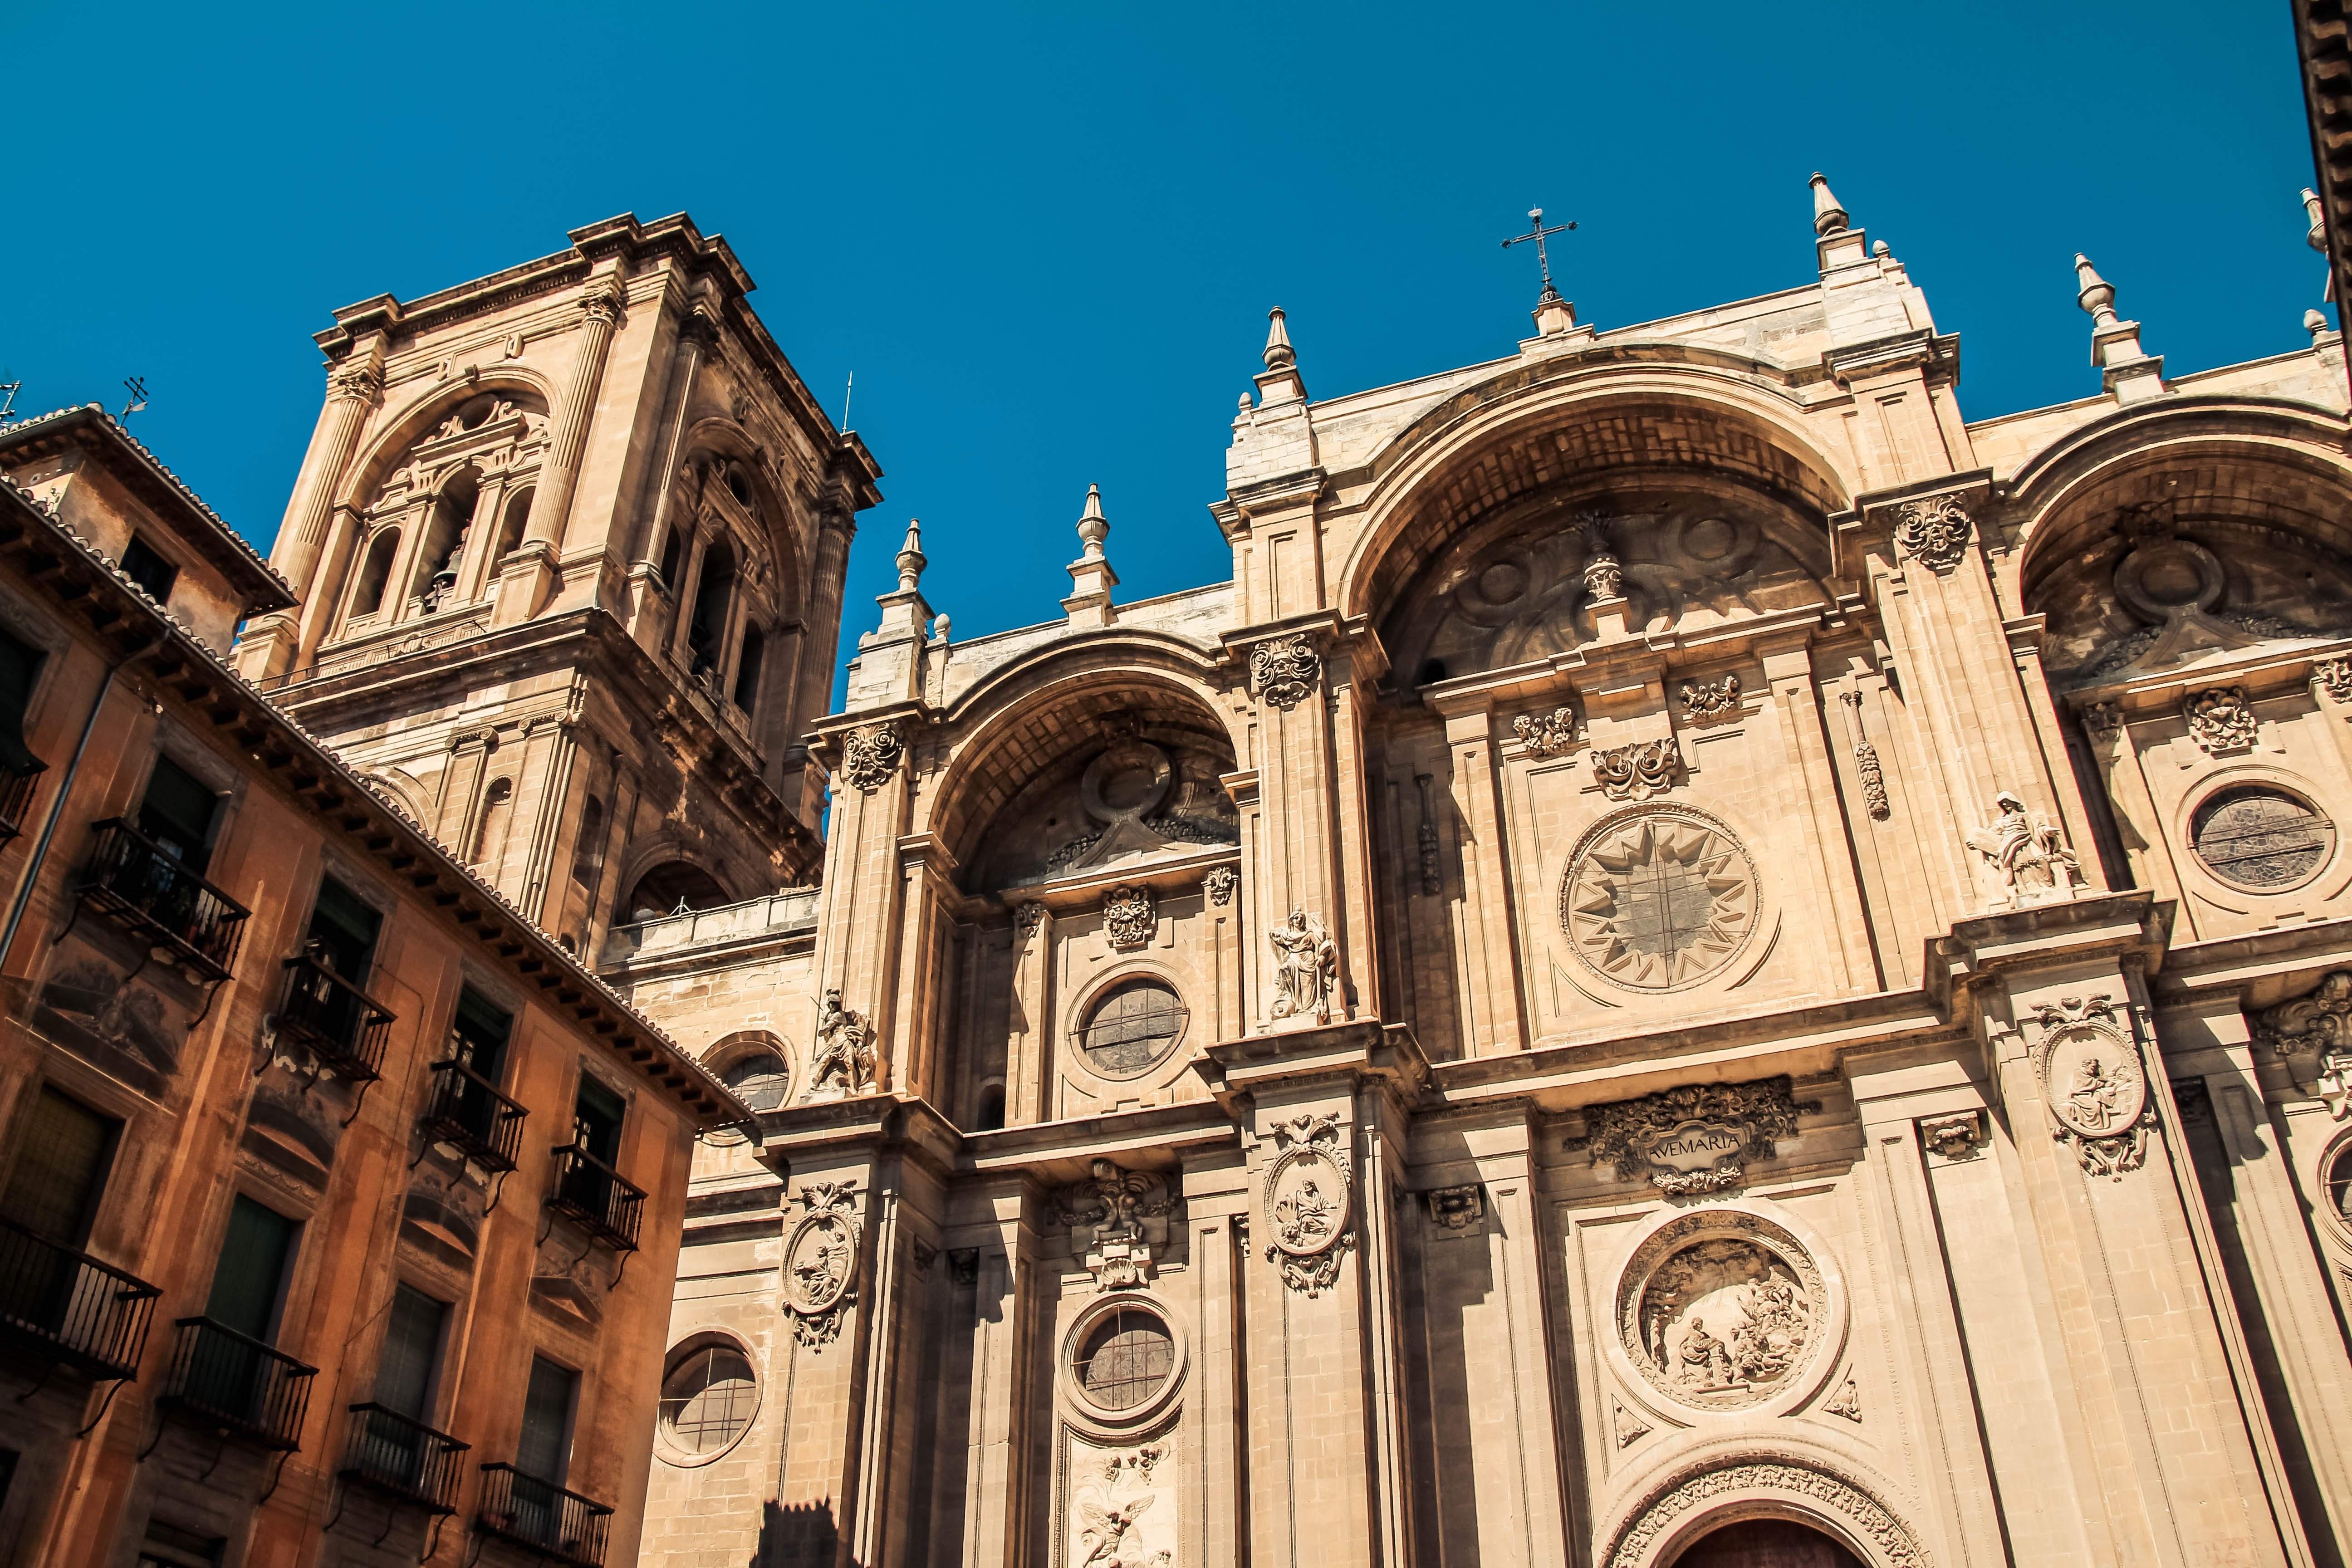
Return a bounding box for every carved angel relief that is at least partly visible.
[2031,994,2155,1178]
[1069,1441,1177,1568]
[782,1180,860,1348]
[1261,1112,1354,1296]
[838,721,905,792]
[1058,1159,1174,1291]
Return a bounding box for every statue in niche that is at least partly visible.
[799,989,875,1102]
[1265,908,1338,1025]
[1964,791,2082,908]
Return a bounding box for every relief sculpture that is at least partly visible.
[2032,994,2156,1178]
[1068,1440,1177,1568]
[1617,1211,1828,1413]
[1261,1111,1354,1296]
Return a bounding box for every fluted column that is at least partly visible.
[531,276,626,548]
[238,343,382,680]
[633,308,716,580]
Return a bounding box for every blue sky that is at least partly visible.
[0,1,2320,672]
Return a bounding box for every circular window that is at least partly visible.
[1070,1304,1174,1411]
[2191,787,2335,890]
[1079,979,1186,1079]
[2326,1144,2352,1229]
[659,1345,757,1455]
[719,1050,792,1111]
[1559,808,1758,991]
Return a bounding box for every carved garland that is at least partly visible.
[1890,494,1973,574]
[781,1180,861,1348]
[1249,635,1322,711]
[1591,738,1682,802]
[2030,994,2155,1179]
[1605,1459,1930,1568]
[838,721,906,792]
[2184,686,2257,754]
[1260,1112,1354,1296]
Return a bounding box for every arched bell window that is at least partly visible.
[350,529,400,620]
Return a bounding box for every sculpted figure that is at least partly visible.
[1676,1318,1733,1387]
[2068,1055,2127,1132]
[800,988,875,1102]
[1266,908,1337,1024]
[1965,790,2082,905]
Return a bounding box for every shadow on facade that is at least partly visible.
[760,1497,849,1567]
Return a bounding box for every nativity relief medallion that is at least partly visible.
[1558,808,1758,992]
[1261,1111,1354,1297]
[1889,493,1974,573]
[1578,1076,1811,1196]
[1678,675,1741,726]
[838,720,906,792]
[1591,738,1682,802]
[1617,1211,1828,1414]
[1103,886,1156,950]
[782,1179,861,1348]
[1512,704,1580,758]
[1059,1159,1174,1291]
[1264,907,1338,1027]
[1249,635,1321,711]
[2031,994,2156,1179]
[2185,685,2258,754]
[1964,791,2083,910]
[799,988,876,1103]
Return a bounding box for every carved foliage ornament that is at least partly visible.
[2031,994,2154,1179]
[1058,1158,1173,1291]
[328,361,384,404]
[1617,1210,1827,1413]
[1203,865,1238,907]
[2316,658,2352,704]
[2185,685,2257,754]
[1606,1460,1929,1568]
[1103,886,1156,949]
[2251,970,2352,1119]
[1261,1112,1354,1296]
[1591,738,1682,802]
[1426,1184,1484,1234]
[1249,635,1321,711]
[1891,493,1974,573]
[782,1180,861,1348]
[1513,705,1579,758]
[1678,675,1741,725]
[838,721,905,792]
[1918,1113,1984,1161]
[1580,1076,1811,1195]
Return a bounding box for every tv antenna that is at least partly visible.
[0,378,20,421]
[118,377,149,423]
[1501,206,1578,300]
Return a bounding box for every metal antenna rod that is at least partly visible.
[0,381,19,421]
[118,376,148,423]
[840,372,854,431]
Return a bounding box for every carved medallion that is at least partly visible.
[1249,635,1321,711]
[1512,704,1580,758]
[1591,738,1682,802]
[1580,1076,1810,1195]
[782,1180,860,1348]
[2031,994,2155,1179]
[1890,494,1974,573]
[1058,1159,1173,1291]
[1617,1211,1826,1412]
[2185,686,2257,754]
[1203,865,1238,906]
[1677,675,1741,725]
[1559,808,1758,991]
[1261,1112,1354,1296]
[838,720,905,792]
[1103,886,1156,949]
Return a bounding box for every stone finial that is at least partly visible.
[2310,309,2333,344]
[1810,172,1850,237]
[1262,308,1296,371]
[895,517,926,592]
[2075,255,2119,328]
[931,612,951,644]
[2307,188,2328,252]
[1076,483,1109,560]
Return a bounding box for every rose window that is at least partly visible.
[2190,786,2333,890]
[1560,810,1756,990]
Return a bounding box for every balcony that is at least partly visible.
[74,818,250,982]
[420,1056,527,1174]
[546,1144,643,1253]
[476,1462,613,1567]
[275,951,395,1083]
[0,1217,159,1381]
[0,756,44,840]
[340,1402,467,1514]
[160,1316,317,1450]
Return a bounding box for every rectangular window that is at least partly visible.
[205,1195,296,1344]
[137,756,218,868]
[307,875,382,984]
[451,987,512,1081]
[0,1086,118,1246]
[134,1520,223,1568]
[374,1284,447,1422]
[0,627,46,777]
[119,536,179,605]
[572,1076,625,1166]
[516,1355,578,1486]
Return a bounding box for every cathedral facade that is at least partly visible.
[233,180,2352,1568]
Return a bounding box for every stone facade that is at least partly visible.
[624,180,2352,1568]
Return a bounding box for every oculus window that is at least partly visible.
[1070,1304,1173,1411]
[2190,786,2334,890]
[1078,978,1186,1079]
[660,1344,757,1455]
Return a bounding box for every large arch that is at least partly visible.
[332,368,561,514]
[1600,1448,1931,1568]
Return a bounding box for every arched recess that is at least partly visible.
[1334,371,1857,639]
[667,418,804,613]
[1600,1450,1930,1568]
[333,370,563,514]
[625,860,734,919]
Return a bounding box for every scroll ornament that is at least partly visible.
[1513,705,1579,758]
[1249,635,1321,711]
[782,1180,861,1348]
[838,720,906,792]
[1261,1111,1355,1296]
[1203,865,1239,906]
[1678,675,1741,725]
[1891,494,1974,573]
[1579,1077,1811,1195]
[2184,686,2257,754]
[2032,995,2155,1178]
[1103,885,1156,949]
[1058,1159,1174,1291]
[1592,738,1681,802]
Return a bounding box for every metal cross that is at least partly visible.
[1501,206,1577,296]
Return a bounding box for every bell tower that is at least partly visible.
[235,213,882,953]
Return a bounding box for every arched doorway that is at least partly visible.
[1670,1518,1863,1568]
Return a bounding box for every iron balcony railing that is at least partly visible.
[0,1216,159,1381]
[420,1055,527,1173]
[76,818,250,980]
[275,952,395,1083]
[160,1316,316,1450]
[477,1462,613,1566]
[0,756,45,840]
[547,1144,643,1253]
[340,1402,467,1514]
